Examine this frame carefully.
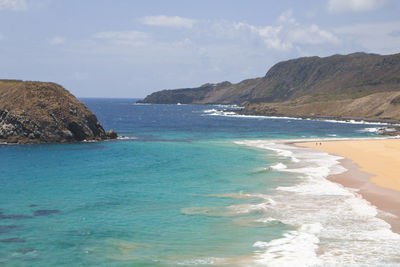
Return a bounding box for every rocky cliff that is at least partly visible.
[139,52,400,121]
[0,80,117,144]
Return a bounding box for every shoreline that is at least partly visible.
[331,158,400,233]
[293,138,400,233]
[136,102,400,127]
[207,108,400,133]
[236,110,400,126]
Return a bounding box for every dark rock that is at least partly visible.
[33,209,60,216]
[29,204,39,208]
[380,127,400,136]
[67,122,86,141]
[1,237,25,243]
[105,129,118,139]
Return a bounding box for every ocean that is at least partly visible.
[1,98,399,266]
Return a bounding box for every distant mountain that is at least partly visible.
[0,80,117,144]
[139,52,400,121]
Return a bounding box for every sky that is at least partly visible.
[0,0,400,98]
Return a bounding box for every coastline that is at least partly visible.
[140,102,400,127]
[236,110,400,126]
[293,138,400,233]
[236,139,400,265]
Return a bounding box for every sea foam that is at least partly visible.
[235,140,400,266]
[204,107,400,126]
[270,162,287,170]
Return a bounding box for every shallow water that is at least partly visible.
[0,99,397,266]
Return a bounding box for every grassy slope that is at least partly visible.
[0,80,92,121]
[0,80,111,143]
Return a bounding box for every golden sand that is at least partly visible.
[296,139,400,192]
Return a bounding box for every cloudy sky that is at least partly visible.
[0,0,399,97]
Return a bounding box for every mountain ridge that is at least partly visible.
[139,52,400,121]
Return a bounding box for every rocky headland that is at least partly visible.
[139,52,400,123]
[0,80,117,144]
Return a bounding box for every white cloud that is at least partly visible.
[278,9,296,24]
[234,22,291,51]
[140,15,196,28]
[93,30,151,46]
[48,36,65,46]
[0,0,27,11]
[328,0,387,13]
[88,11,339,55]
[233,10,340,51]
[0,33,3,40]
[289,24,340,45]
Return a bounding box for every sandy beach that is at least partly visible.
[295,139,400,232]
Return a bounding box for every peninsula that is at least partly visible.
[0,80,117,144]
[139,52,400,122]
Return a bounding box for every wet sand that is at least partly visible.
[295,139,400,233]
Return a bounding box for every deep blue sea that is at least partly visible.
[1,99,399,266]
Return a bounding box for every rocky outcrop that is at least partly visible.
[0,80,117,144]
[139,52,400,121]
[380,127,400,136]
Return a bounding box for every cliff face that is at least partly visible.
[139,52,400,121]
[0,80,117,144]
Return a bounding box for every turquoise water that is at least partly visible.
[1,141,294,266]
[0,99,392,266]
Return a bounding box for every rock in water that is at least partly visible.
[0,80,117,144]
[105,129,118,139]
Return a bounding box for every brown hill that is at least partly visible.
[0,80,117,144]
[139,52,400,121]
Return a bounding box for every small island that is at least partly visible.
[0,80,117,144]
